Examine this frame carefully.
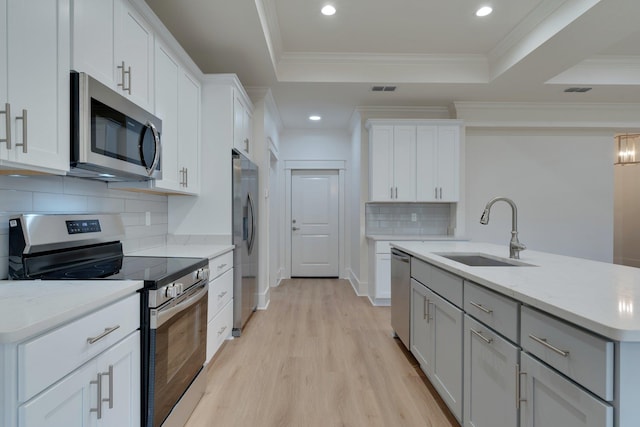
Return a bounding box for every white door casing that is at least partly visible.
[291,170,339,277]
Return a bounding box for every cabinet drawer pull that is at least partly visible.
[218,290,228,299]
[439,187,442,199]
[15,109,27,153]
[469,300,493,314]
[390,187,393,199]
[395,187,398,199]
[434,187,438,199]
[217,325,227,336]
[87,325,120,344]
[90,372,103,419]
[470,328,493,344]
[528,334,569,357]
[1,103,10,149]
[217,263,227,270]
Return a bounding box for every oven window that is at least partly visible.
[152,288,207,427]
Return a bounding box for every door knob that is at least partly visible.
[292,227,300,231]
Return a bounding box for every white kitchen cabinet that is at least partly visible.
[0,0,69,174]
[464,315,519,427]
[233,92,253,157]
[206,250,234,363]
[416,125,460,202]
[519,352,613,427]
[20,332,140,427]
[72,0,154,111]
[114,40,201,194]
[367,120,462,202]
[366,240,392,306]
[410,278,463,422]
[369,125,416,201]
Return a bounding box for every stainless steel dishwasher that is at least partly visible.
[391,248,411,349]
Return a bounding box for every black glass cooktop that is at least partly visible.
[33,256,207,289]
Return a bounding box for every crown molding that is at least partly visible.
[454,101,640,128]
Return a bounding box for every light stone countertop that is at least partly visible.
[127,244,234,260]
[392,241,640,342]
[0,280,143,344]
[366,234,467,241]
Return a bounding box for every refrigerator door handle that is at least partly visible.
[247,193,256,254]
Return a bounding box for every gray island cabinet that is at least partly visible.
[395,241,640,427]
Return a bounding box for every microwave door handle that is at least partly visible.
[145,121,161,176]
[153,283,208,329]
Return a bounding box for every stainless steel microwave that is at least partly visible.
[69,71,162,181]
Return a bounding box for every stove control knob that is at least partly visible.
[165,285,177,298]
[175,283,184,295]
[195,268,209,281]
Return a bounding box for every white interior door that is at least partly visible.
[291,170,339,277]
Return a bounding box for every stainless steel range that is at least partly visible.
[8,214,209,427]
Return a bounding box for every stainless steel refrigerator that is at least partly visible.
[232,149,258,336]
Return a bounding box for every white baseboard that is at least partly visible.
[367,296,391,307]
[346,268,367,297]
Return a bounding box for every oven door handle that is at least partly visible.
[152,283,208,329]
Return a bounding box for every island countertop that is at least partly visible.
[392,241,640,342]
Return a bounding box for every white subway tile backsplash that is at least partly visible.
[365,202,452,236]
[0,190,33,212]
[125,199,167,213]
[87,196,126,213]
[33,193,88,212]
[0,175,64,193]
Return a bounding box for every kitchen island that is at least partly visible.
[392,241,640,427]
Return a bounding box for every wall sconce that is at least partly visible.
[615,134,640,165]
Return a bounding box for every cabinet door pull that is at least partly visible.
[87,325,120,344]
[439,187,442,199]
[390,187,393,199]
[395,187,398,199]
[117,61,131,94]
[185,167,188,187]
[102,365,114,409]
[1,103,10,149]
[218,263,227,270]
[218,290,227,299]
[469,300,493,314]
[470,328,493,344]
[425,298,432,322]
[423,296,428,320]
[434,187,437,199]
[217,325,227,336]
[15,110,27,153]
[528,334,569,357]
[90,373,103,419]
[516,364,527,409]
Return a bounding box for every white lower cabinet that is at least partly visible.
[410,278,463,422]
[463,315,519,427]
[206,250,234,363]
[519,352,613,427]
[19,331,140,427]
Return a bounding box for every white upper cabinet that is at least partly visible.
[367,120,462,202]
[0,0,69,174]
[233,92,253,157]
[72,0,154,111]
[177,70,201,193]
[416,125,460,202]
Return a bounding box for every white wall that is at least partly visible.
[465,128,614,262]
[0,175,168,279]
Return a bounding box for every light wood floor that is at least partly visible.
[185,278,459,427]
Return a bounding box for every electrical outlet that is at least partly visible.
[145,212,151,226]
[411,213,417,222]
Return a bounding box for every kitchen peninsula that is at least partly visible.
[393,241,640,427]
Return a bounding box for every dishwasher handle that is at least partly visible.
[391,250,410,263]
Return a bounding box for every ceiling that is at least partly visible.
[144,0,640,130]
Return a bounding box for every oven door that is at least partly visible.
[149,282,208,427]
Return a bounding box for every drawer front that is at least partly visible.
[521,306,614,401]
[411,258,463,307]
[208,268,233,322]
[206,299,233,363]
[464,281,519,343]
[209,251,233,280]
[18,293,140,402]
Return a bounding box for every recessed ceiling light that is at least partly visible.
[309,115,322,121]
[321,5,336,16]
[476,6,493,17]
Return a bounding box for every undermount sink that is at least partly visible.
[435,252,535,267]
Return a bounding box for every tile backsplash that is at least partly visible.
[0,174,169,279]
[365,203,452,236]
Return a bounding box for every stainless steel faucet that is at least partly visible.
[480,197,526,259]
